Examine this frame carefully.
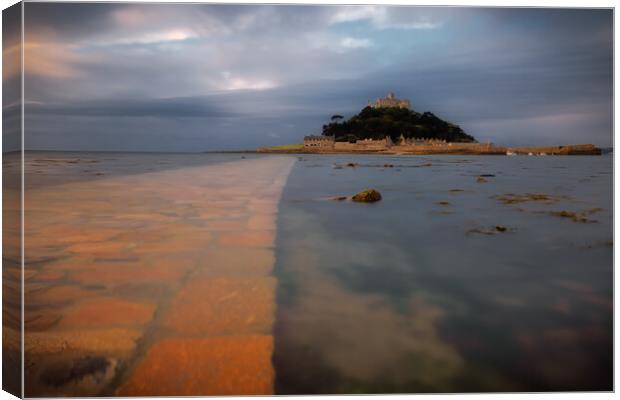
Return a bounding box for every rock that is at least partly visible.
[467,225,511,235]
[550,209,600,223]
[383,164,394,168]
[346,163,359,168]
[331,196,348,201]
[479,174,495,177]
[495,193,561,205]
[40,356,111,388]
[351,189,382,203]
[477,177,488,183]
[466,228,495,236]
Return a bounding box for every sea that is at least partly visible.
[14,151,614,394]
[273,153,613,393]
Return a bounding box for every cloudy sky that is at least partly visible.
[6,3,614,151]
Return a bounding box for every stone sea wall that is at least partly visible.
[23,156,295,396]
[258,143,601,155]
[508,144,602,155]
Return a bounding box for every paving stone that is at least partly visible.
[117,336,274,396]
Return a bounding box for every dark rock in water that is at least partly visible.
[40,362,72,387]
[466,228,494,236]
[331,196,348,201]
[352,189,382,203]
[477,177,488,183]
[550,208,601,223]
[467,225,511,235]
[346,162,359,168]
[383,164,394,168]
[40,356,110,387]
[71,356,109,380]
[479,174,495,177]
[494,193,562,205]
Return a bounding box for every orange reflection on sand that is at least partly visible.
[117,336,274,396]
[23,156,294,396]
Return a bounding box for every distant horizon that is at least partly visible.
[3,4,613,152]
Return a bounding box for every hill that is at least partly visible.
[321,106,475,143]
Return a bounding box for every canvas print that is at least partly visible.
[2,2,614,397]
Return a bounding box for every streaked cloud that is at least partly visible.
[14,4,613,152]
[222,77,277,91]
[329,6,443,30]
[340,37,373,49]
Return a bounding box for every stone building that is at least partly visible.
[398,134,446,146]
[303,135,335,149]
[370,92,411,109]
[333,136,393,151]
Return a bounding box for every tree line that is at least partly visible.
[321,106,475,143]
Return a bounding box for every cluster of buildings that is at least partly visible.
[399,136,447,146]
[303,134,450,151]
[369,92,411,109]
[301,92,489,153]
[302,135,335,149]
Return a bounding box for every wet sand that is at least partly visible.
[23,156,295,396]
[3,153,22,396]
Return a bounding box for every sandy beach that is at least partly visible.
[22,155,295,396]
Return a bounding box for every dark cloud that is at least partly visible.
[24,2,120,39]
[15,4,613,151]
[26,97,236,118]
[3,2,22,152]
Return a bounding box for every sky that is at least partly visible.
[3,3,614,152]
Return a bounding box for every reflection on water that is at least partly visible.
[274,154,612,393]
[23,152,294,396]
[3,152,22,397]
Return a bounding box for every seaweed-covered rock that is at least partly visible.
[351,189,382,203]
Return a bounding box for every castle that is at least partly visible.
[369,92,410,109]
[303,135,334,149]
[298,91,493,153]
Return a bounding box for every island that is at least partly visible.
[258,92,601,155]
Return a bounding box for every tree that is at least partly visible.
[321,106,475,143]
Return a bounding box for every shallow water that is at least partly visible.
[16,152,613,395]
[273,154,613,393]
[21,151,293,396]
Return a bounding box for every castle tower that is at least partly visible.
[370,92,411,110]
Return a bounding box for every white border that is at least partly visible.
[0,1,615,400]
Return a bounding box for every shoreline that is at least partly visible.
[257,143,603,156]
